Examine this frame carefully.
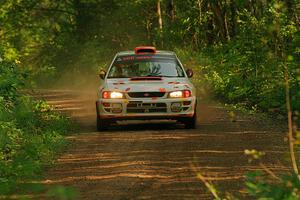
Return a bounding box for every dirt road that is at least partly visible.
[36,90,289,200]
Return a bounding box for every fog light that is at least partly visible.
[102,102,110,107]
[171,102,182,112]
[111,103,122,113]
[183,101,191,106]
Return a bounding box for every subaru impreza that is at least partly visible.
[96,46,197,131]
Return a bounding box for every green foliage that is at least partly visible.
[0,0,299,198]
[0,58,70,195]
[46,185,79,200]
[0,0,75,75]
[175,1,299,114]
[246,172,300,199]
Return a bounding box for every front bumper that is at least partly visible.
[96,97,196,120]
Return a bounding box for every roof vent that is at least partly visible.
[135,46,156,54]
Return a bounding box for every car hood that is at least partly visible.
[104,78,192,92]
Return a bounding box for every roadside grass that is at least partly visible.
[0,61,78,199]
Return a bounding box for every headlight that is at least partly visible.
[110,91,123,98]
[169,90,191,98]
[169,91,183,98]
[102,91,124,99]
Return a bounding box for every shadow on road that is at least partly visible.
[75,119,186,133]
[36,90,289,200]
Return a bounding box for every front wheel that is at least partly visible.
[96,102,110,131]
[182,110,197,129]
[96,115,110,131]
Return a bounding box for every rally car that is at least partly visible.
[96,46,197,131]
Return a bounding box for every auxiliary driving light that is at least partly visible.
[111,103,122,113]
[171,102,182,112]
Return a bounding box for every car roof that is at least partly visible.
[116,50,176,57]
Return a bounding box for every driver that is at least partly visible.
[113,63,126,77]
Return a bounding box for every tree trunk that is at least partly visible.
[230,0,236,38]
[210,1,227,40]
[146,18,151,42]
[167,0,175,22]
[73,0,85,42]
[192,0,203,47]
[285,0,297,22]
[224,11,230,41]
[157,0,163,31]
[207,17,214,45]
[197,0,202,24]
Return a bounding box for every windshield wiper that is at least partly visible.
[160,75,178,77]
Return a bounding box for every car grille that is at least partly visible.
[127,102,167,113]
[127,92,165,98]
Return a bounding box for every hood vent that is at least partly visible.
[130,77,162,81]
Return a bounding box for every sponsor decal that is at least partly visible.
[113,82,125,85]
[119,55,153,62]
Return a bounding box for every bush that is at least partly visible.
[246,171,300,200]
[0,59,70,195]
[177,33,299,114]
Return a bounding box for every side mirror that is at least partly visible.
[99,70,106,80]
[186,69,193,78]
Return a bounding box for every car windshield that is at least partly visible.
[107,55,185,78]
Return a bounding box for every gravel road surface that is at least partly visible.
[35,90,289,200]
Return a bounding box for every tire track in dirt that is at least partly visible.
[33,90,289,200]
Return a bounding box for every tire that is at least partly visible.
[96,115,110,131]
[183,109,197,129]
[96,102,110,131]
